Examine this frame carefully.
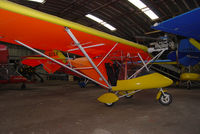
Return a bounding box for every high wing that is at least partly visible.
[0,0,149,59]
[152,7,200,41]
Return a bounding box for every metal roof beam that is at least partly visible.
[193,0,199,7]
[182,0,191,10]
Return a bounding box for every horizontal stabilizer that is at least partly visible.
[22,58,62,73]
[179,56,199,66]
[22,58,41,67]
[167,39,200,66]
[22,50,66,73]
[179,39,199,52]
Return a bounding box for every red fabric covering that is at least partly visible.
[0,76,27,84]
[9,76,27,83]
[0,44,8,64]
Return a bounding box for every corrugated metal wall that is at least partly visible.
[7,44,36,60]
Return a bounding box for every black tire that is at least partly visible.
[125,94,133,98]
[78,81,86,88]
[159,92,172,106]
[104,102,114,107]
[187,81,191,90]
[21,83,26,89]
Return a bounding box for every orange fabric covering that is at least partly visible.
[0,9,150,59]
[70,57,108,87]
[22,58,62,74]
[22,50,66,73]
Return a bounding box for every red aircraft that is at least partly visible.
[0,44,28,89]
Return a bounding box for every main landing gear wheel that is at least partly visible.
[125,94,133,98]
[104,102,114,107]
[159,92,172,106]
[187,80,191,90]
[21,83,26,89]
[78,81,86,88]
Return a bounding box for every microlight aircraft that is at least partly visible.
[152,7,200,89]
[0,0,173,106]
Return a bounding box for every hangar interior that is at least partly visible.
[0,0,200,134]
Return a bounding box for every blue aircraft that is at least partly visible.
[167,38,200,66]
[152,7,200,67]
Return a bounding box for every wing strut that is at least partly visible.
[97,42,118,67]
[65,27,111,88]
[137,53,149,72]
[15,40,110,89]
[128,48,167,79]
[73,42,118,70]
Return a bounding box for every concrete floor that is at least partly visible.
[0,80,200,134]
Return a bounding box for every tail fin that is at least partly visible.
[42,59,62,73]
[22,50,66,73]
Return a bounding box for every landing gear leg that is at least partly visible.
[21,83,26,89]
[187,80,192,90]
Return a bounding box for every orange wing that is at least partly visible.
[0,8,150,60]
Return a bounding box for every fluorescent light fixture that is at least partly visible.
[86,14,116,31]
[103,23,116,31]
[142,8,159,20]
[128,0,159,20]
[128,0,146,9]
[85,14,103,23]
[27,0,46,3]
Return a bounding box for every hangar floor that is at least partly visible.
[0,80,200,134]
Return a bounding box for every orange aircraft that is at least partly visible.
[0,1,173,106]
